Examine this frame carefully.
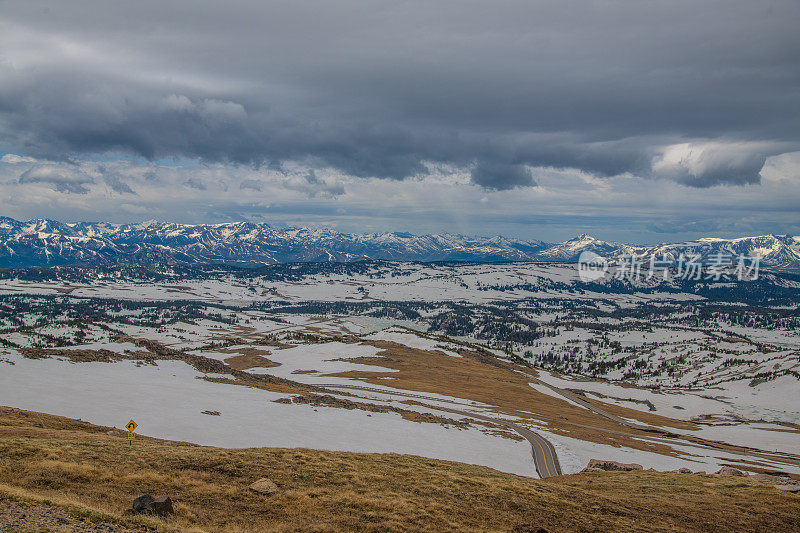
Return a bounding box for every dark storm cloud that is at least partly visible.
[470,161,536,190]
[665,154,767,188]
[0,0,799,189]
[650,142,775,187]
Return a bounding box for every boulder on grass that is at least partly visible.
[132,494,174,516]
[249,478,279,495]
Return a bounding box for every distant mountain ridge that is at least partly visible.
[1,217,799,270]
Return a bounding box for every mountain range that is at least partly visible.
[1,217,799,270]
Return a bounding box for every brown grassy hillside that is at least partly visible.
[0,407,797,532]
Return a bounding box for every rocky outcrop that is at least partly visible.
[585,459,644,472]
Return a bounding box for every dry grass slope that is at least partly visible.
[0,407,798,532]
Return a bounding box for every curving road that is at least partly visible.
[529,378,653,432]
[317,383,562,478]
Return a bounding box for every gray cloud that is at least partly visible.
[183,177,207,190]
[240,179,264,192]
[18,165,94,194]
[289,170,345,198]
[650,142,772,187]
[3,151,800,243]
[470,161,535,190]
[647,219,722,234]
[0,1,798,189]
[99,166,136,194]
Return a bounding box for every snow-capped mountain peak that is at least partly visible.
[0,217,797,270]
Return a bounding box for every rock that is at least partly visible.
[132,495,153,514]
[715,467,747,477]
[249,478,279,495]
[132,495,174,516]
[201,410,221,416]
[774,485,800,493]
[106,430,119,436]
[669,467,692,474]
[587,459,643,472]
[151,496,174,516]
[581,467,604,473]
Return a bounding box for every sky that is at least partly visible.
[1,0,799,244]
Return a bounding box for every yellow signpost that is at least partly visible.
[126,420,137,445]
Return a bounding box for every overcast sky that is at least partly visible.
[1,0,799,243]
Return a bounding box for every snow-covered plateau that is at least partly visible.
[1,260,798,478]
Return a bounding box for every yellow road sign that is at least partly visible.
[126,420,137,432]
[127,432,136,441]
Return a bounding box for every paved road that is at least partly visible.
[242,321,799,475]
[245,321,799,475]
[530,378,653,432]
[523,374,800,467]
[317,383,562,479]
[318,379,800,476]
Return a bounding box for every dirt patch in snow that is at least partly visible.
[276,393,472,429]
[223,353,278,370]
